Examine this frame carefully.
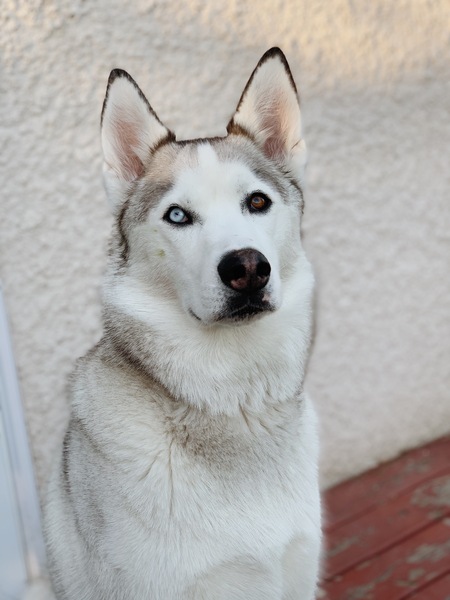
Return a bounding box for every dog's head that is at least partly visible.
[101,48,309,326]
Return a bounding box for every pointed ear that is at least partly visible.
[227,48,306,178]
[101,69,174,210]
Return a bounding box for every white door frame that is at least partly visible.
[0,282,47,584]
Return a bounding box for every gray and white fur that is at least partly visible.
[44,48,322,600]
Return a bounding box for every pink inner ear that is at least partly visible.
[113,117,145,181]
[263,133,286,161]
[259,96,288,161]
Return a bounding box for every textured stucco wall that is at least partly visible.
[1,0,449,495]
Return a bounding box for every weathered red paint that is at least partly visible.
[404,572,450,599]
[323,437,450,532]
[322,436,450,600]
[323,520,450,599]
[325,475,450,579]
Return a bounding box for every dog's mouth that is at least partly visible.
[218,293,274,323]
[188,292,275,325]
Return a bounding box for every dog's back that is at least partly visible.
[44,48,321,600]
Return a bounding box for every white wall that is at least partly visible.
[1,0,449,492]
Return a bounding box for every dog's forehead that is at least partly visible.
[196,142,221,168]
[142,141,243,194]
[170,139,289,201]
[174,142,256,197]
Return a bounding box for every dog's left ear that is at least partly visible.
[227,48,306,179]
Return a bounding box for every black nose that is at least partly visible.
[217,248,271,293]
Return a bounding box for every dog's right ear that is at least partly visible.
[101,70,173,212]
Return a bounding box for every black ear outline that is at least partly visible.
[227,47,299,135]
[100,69,175,144]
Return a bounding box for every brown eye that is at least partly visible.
[251,196,266,209]
[247,193,272,214]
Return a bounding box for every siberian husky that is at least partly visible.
[44,47,321,600]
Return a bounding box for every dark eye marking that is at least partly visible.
[245,192,272,214]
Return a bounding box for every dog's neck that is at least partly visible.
[102,265,314,416]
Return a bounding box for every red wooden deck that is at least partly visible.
[320,436,450,599]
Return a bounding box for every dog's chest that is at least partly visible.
[111,402,317,580]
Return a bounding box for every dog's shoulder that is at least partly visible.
[69,338,169,442]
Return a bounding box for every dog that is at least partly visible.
[44,47,321,600]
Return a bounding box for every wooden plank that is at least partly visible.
[321,519,450,600]
[323,436,450,531]
[325,474,450,579]
[404,572,450,599]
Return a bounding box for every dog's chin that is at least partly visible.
[217,295,276,325]
[188,293,276,326]
[189,307,271,326]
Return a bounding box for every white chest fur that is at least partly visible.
[88,383,321,599]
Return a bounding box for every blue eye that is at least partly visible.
[169,208,186,223]
[164,206,192,225]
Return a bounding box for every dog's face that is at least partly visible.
[101,49,308,326]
